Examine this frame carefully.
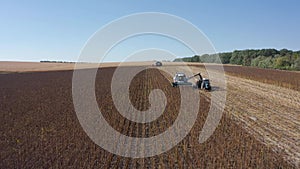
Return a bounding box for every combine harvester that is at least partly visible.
[171,72,211,91]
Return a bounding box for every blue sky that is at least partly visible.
[0,0,299,62]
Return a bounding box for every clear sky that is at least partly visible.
[1,0,299,62]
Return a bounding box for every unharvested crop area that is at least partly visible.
[0,66,296,168]
[197,64,300,91]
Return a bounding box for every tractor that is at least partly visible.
[155,61,162,66]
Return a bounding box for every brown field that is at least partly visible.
[0,61,158,73]
[201,64,300,91]
[159,64,300,167]
[0,62,299,168]
[1,61,299,91]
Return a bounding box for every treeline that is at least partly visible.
[174,49,300,71]
[40,60,76,63]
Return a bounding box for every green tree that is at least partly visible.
[279,49,293,56]
[258,49,278,57]
[293,57,300,70]
[219,52,232,64]
[191,55,200,62]
[251,56,265,67]
[230,51,243,65]
[274,57,291,69]
[258,57,274,68]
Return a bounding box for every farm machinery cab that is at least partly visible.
[172,72,211,91]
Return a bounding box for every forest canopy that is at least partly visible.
[174,49,300,71]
